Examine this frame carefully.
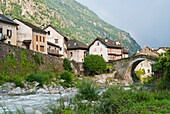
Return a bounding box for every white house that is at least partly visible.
[44,25,68,58]
[0,14,18,45]
[89,38,123,62]
[156,47,169,55]
[14,19,47,54]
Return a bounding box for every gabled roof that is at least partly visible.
[67,39,88,50]
[14,19,46,34]
[44,25,68,41]
[47,41,60,48]
[89,37,122,48]
[0,14,18,25]
[136,46,160,57]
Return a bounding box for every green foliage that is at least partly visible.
[11,76,24,88]
[34,52,44,65]
[76,79,100,101]
[25,71,54,86]
[83,55,107,75]
[153,47,170,90]
[135,69,145,80]
[63,58,72,72]
[60,71,74,82]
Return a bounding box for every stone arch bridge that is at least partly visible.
[108,55,158,84]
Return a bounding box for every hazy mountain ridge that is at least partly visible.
[0,0,141,54]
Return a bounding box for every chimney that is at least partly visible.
[86,42,89,46]
[151,47,154,50]
[8,14,12,20]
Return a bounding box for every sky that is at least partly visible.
[76,0,170,49]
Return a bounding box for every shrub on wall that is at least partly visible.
[83,55,107,75]
[63,58,72,72]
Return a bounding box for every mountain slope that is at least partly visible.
[0,0,141,54]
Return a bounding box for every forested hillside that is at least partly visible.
[0,0,141,54]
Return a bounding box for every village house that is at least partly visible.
[156,47,169,55]
[67,39,88,63]
[122,49,130,58]
[135,47,160,78]
[0,14,18,45]
[44,25,68,58]
[13,19,47,54]
[89,38,123,62]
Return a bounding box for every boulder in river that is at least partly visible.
[8,87,22,95]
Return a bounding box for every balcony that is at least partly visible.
[47,48,62,57]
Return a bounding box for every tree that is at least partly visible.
[153,47,170,90]
[63,58,72,72]
[83,55,107,75]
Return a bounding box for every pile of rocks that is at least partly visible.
[0,82,78,96]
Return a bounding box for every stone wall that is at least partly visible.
[0,42,64,76]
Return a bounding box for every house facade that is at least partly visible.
[89,38,123,62]
[13,19,47,54]
[135,47,160,78]
[156,47,169,55]
[122,49,130,58]
[67,39,88,63]
[44,25,68,58]
[0,14,18,45]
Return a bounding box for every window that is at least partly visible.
[0,28,2,37]
[55,39,58,43]
[16,26,18,30]
[7,29,12,38]
[40,46,44,52]
[97,42,100,45]
[43,37,45,42]
[94,48,96,51]
[48,31,50,35]
[70,52,73,57]
[101,54,103,57]
[36,45,38,51]
[40,36,42,42]
[100,47,102,51]
[60,47,62,51]
[148,69,150,73]
[36,35,38,41]
[8,41,11,44]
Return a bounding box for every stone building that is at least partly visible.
[13,19,47,54]
[0,14,18,45]
[135,47,160,78]
[89,38,123,62]
[67,39,88,63]
[47,41,61,57]
[44,25,68,58]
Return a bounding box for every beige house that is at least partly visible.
[0,14,18,45]
[14,19,47,54]
[135,47,160,78]
[44,25,68,58]
[67,39,88,63]
[136,46,160,57]
[89,38,123,62]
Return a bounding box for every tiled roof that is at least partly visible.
[15,19,46,34]
[0,14,18,25]
[89,37,122,48]
[67,39,88,50]
[123,49,130,54]
[47,41,60,48]
[157,47,169,51]
[44,25,68,41]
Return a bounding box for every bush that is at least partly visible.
[11,76,24,88]
[83,55,107,75]
[76,79,100,101]
[60,71,74,82]
[63,58,72,72]
[25,71,52,86]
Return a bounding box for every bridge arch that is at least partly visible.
[111,55,157,84]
